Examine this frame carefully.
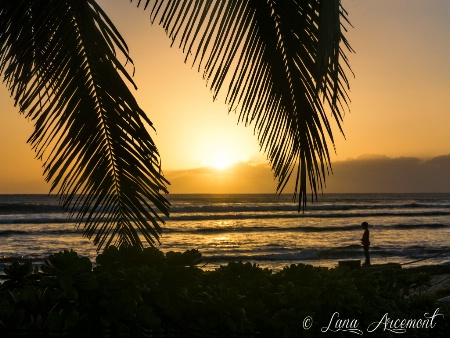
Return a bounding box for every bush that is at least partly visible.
[0,247,447,337]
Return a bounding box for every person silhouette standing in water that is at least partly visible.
[361,222,370,266]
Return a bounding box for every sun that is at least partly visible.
[206,152,235,170]
[212,156,232,170]
[197,136,256,170]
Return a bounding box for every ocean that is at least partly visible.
[1,193,450,271]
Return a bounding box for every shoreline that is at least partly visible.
[2,253,450,269]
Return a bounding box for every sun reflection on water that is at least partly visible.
[209,235,239,248]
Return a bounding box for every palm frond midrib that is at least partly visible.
[68,4,128,218]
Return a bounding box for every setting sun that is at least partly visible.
[212,159,231,170]
[209,153,234,170]
[198,136,253,170]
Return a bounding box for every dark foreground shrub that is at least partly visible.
[0,247,448,337]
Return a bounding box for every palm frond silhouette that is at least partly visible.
[0,0,352,250]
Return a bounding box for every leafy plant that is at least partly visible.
[0,249,446,337]
[0,260,37,290]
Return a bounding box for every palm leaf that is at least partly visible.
[134,0,353,209]
[0,0,170,250]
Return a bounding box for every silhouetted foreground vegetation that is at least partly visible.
[1,247,449,337]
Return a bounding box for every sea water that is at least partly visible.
[1,193,450,270]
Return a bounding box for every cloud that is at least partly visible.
[164,155,450,194]
[327,154,450,193]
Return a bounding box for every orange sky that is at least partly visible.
[1,0,450,194]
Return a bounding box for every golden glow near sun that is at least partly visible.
[196,135,254,170]
[212,157,232,170]
[206,152,235,170]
